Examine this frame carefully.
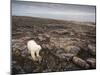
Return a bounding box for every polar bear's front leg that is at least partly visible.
[31,51,38,61]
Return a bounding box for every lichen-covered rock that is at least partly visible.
[72,56,90,69]
[86,58,96,68]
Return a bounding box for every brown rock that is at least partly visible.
[72,56,90,69]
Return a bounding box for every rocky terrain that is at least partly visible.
[12,16,96,74]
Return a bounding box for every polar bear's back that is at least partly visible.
[27,40,41,52]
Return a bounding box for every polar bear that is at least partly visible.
[27,40,42,61]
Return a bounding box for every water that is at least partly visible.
[12,1,96,22]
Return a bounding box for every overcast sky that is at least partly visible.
[12,0,96,22]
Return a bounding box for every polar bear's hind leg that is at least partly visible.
[31,51,38,61]
[36,49,42,61]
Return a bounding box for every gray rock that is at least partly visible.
[86,58,96,68]
[72,56,90,69]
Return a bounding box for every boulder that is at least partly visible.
[54,49,74,61]
[50,29,70,35]
[86,58,96,68]
[72,56,90,69]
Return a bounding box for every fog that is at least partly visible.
[12,1,96,22]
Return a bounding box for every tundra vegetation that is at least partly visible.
[12,16,96,74]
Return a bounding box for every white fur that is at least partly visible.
[27,40,42,61]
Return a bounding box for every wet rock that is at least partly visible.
[86,58,96,68]
[64,46,81,56]
[72,56,90,69]
[88,44,96,56]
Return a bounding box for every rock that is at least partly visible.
[55,49,74,61]
[86,58,96,68]
[72,56,90,69]
[12,61,17,64]
[41,44,53,50]
[38,35,46,41]
[12,39,27,51]
[64,46,81,56]
[21,48,29,57]
[12,48,21,56]
[59,53,74,61]
[44,33,50,38]
[51,29,70,35]
[23,63,33,73]
[88,44,96,56]
[37,34,50,42]
[12,62,25,74]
